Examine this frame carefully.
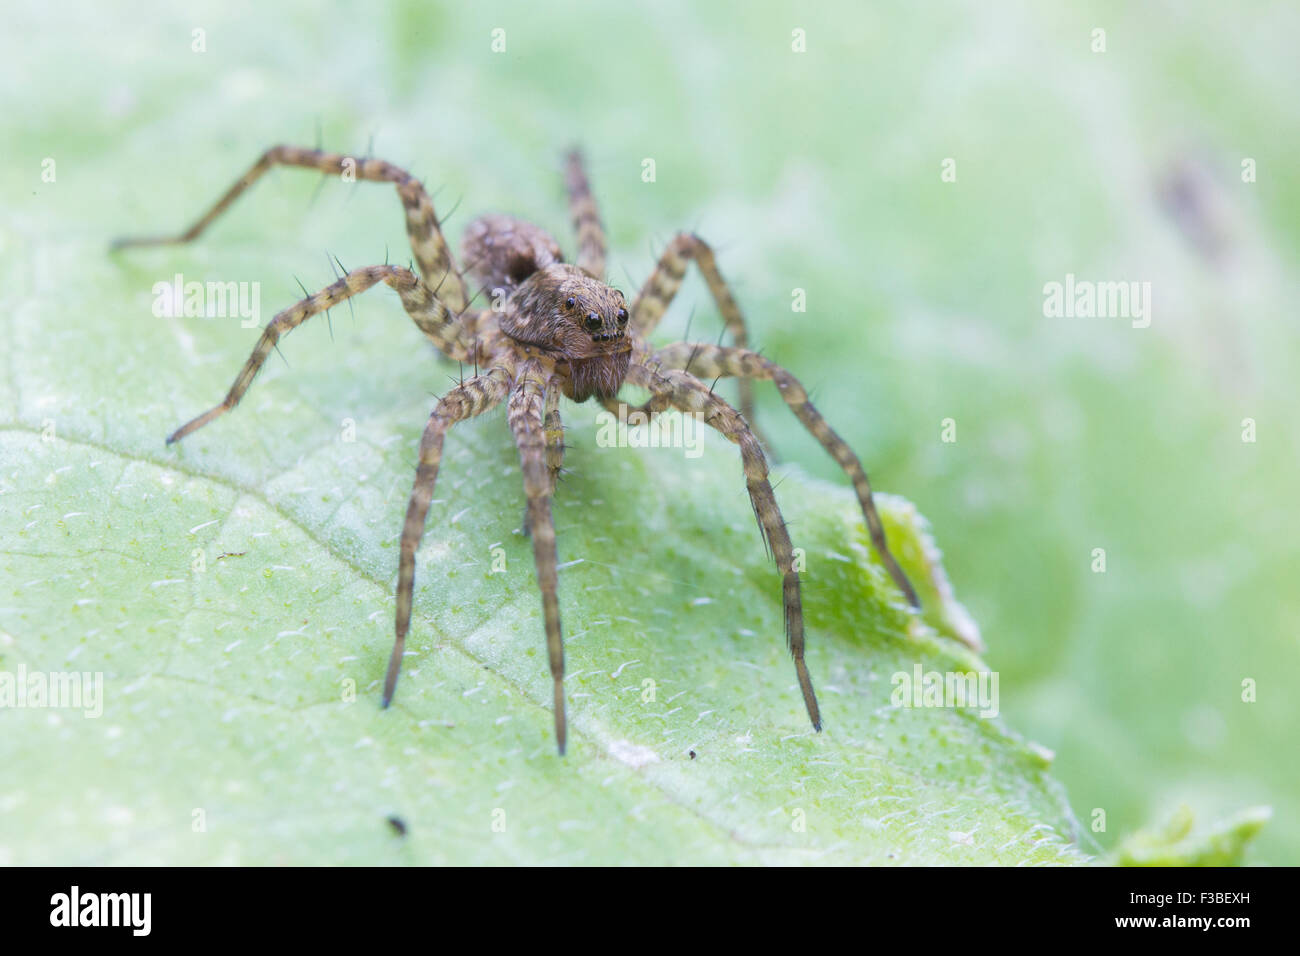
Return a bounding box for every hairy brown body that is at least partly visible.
[112,146,922,756]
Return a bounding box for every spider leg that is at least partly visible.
[165,265,473,445]
[645,342,919,609]
[563,149,607,280]
[620,362,822,732]
[629,232,764,442]
[543,381,566,490]
[508,361,569,753]
[111,145,471,313]
[519,383,565,536]
[384,366,513,707]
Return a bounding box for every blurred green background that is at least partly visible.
[3,0,1297,863]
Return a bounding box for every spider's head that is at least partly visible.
[500,264,632,401]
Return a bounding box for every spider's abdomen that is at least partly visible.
[461,214,563,300]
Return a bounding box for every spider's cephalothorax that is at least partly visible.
[462,215,632,402]
[498,262,632,402]
[112,145,921,756]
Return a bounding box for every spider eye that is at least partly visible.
[564,296,576,310]
[584,312,603,332]
[616,308,629,325]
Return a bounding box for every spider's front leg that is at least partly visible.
[645,342,919,609]
[386,366,513,705]
[111,145,472,314]
[161,265,473,444]
[518,385,566,536]
[618,362,823,732]
[508,362,570,753]
[629,232,765,440]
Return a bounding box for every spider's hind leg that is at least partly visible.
[111,145,472,313]
[564,149,607,280]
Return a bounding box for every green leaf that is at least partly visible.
[19,0,1291,867]
[1115,805,1273,867]
[0,229,1087,863]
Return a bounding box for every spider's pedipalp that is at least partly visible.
[620,362,822,732]
[111,145,472,314]
[385,365,513,706]
[649,342,920,609]
[564,149,607,280]
[543,382,566,490]
[163,265,473,445]
[629,232,764,442]
[508,361,569,753]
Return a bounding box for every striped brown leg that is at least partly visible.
[543,384,566,490]
[630,232,762,437]
[111,145,471,313]
[508,361,569,753]
[619,362,822,732]
[648,342,919,608]
[564,149,606,280]
[165,265,473,445]
[519,385,565,536]
[384,365,513,707]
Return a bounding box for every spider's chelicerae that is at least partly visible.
[113,146,920,754]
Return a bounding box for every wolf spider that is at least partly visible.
[112,145,919,754]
